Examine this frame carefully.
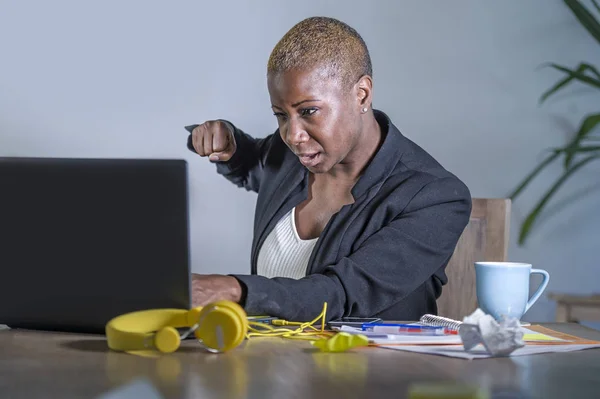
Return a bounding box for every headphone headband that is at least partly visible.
[106,301,248,353]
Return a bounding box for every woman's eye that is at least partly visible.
[301,108,317,117]
[273,112,287,121]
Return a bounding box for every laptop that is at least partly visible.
[0,157,191,333]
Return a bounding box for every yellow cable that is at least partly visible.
[245,302,330,342]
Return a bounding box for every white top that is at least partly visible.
[256,207,318,280]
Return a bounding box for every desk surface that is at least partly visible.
[1,323,599,399]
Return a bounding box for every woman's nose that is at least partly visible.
[287,118,309,146]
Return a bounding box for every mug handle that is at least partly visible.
[525,269,550,313]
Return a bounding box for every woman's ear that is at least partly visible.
[356,75,373,112]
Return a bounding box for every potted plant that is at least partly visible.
[510,0,600,245]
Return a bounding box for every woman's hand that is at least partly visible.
[191,274,243,307]
[191,120,237,162]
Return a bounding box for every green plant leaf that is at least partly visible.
[563,113,600,168]
[549,63,600,90]
[518,154,600,245]
[540,64,586,103]
[564,0,600,46]
[540,63,600,103]
[588,63,600,79]
[508,151,560,199]
[592,0,600,15]
[556,145,600,153]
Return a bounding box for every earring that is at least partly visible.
[362,107,368,113]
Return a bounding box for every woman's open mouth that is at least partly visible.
[298,152,321,167]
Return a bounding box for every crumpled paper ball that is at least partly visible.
[459,308,525,356]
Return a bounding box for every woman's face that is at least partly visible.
[267,67,368,174]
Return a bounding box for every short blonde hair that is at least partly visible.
[267,17,372,89]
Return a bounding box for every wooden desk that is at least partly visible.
[1,323,599,399]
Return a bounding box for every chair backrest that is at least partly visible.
[436,198,511,321]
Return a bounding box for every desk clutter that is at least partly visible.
[369,310,600,360]
[104,300,600,359]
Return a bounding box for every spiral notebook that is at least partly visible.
[419,314,463,330]
[418,314,564,343]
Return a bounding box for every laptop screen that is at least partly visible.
[0,157,191,333]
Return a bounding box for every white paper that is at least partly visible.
[379,343,600,360]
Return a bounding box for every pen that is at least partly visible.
[361,323,458,335]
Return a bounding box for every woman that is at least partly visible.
[185,17,471,322]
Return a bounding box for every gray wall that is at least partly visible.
[1,0,599,324]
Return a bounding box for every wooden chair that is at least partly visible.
[436,198,511,321]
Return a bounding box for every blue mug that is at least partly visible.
[474,262,550,320]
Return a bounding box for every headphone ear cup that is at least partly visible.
[194,300,247,352]
[217,301,248,347]
[154,326,181,353]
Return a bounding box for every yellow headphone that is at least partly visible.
[106,300,248,354]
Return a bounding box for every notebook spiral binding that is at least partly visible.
[419,314,463,331]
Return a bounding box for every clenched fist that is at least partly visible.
[190,120,237,162]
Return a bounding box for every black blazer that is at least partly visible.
[186,110,472,321]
